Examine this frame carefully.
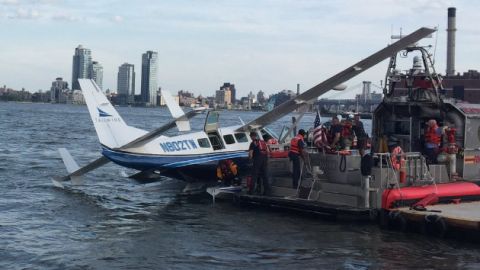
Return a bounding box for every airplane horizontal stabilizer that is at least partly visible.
[236,27,436,132]
[56,148,111,184]
[162,90,191,132]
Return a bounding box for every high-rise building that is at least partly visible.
[141,51,158,106]
[117,63,135,105]
[71,45,92,90]
[91,61,103,90]
[220,83,236,104]
[50,77,69,103]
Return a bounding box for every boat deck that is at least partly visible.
[396,201,480,230]
[237,192,373,221]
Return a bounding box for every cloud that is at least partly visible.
[51,13,80,21]
[111,15,123,23]
[0,0,19,5]
[8,7,40,19]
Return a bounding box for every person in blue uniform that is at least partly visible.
[289,129,307,188]
[249,131,269,195]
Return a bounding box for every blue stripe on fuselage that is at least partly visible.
[101,147,248,171]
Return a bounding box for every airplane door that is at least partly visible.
[204,111,219,133]
[204,111,225,150]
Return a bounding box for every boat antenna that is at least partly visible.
[432,25,439,65]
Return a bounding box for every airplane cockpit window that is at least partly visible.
[234,133,248,143]
[197,138,211,148]
[223,134,236,144]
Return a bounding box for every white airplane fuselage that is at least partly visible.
[101,125,253,180]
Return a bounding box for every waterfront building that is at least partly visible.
[220,83,236,104]
[159,92,180,106]
[141,51,158,106]
[71,90,85,105]
[215,88,231,108]
[50,77,69,103]
[71,45,92,90]
[257,90,266,105]
[91,61,103,90]
[393,69,480,103]
[117,63,135,105]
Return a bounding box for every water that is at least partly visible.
[0,102,479,269]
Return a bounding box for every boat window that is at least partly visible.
[197,138,211,148]
[223,134,236,144]
[234,133,248,143]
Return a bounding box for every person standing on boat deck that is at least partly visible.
[424,119,442,164]
[329,116,342,150]
[249,131,269,195]
[352,114,368,156]
[289,129,307,189]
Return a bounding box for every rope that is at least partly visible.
[339,154,347,172]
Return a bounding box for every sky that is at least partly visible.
[1,0,479,99]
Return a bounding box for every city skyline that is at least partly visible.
[1,1,479,98]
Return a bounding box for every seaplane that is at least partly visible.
[53,27,435,188]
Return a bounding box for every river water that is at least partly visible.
[0,102,479,269]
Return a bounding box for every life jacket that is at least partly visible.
[446,128,456,144]
[391,146,405,171]
[267,138,278,145]
[254,139,268,155]
[341,122,353,138]
[217,159,238,179]
[444,128,459,154]
[290,134,304,154]
[425,124,441,146]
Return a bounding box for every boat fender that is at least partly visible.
[361,154,373,176]
[387,211,407,232]
[423,215,448,238]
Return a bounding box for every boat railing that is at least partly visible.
[374,152,433,189]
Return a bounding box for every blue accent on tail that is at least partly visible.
[97,108,112,117]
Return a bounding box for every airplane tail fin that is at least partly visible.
[78,79,146,149]
[161,90,191,132]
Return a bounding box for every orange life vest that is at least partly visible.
[391,146,405,171]
[290,134,304,154]
[446,128,456,144]
[256,139,268,154]
[425,124,441,146]
[217,159,238,179]
[267,138,278,145]
[341,122,353,138]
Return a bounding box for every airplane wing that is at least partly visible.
[236,27,436,131]
[119,108,200,149]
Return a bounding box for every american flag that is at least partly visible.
[312,110,325,148]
